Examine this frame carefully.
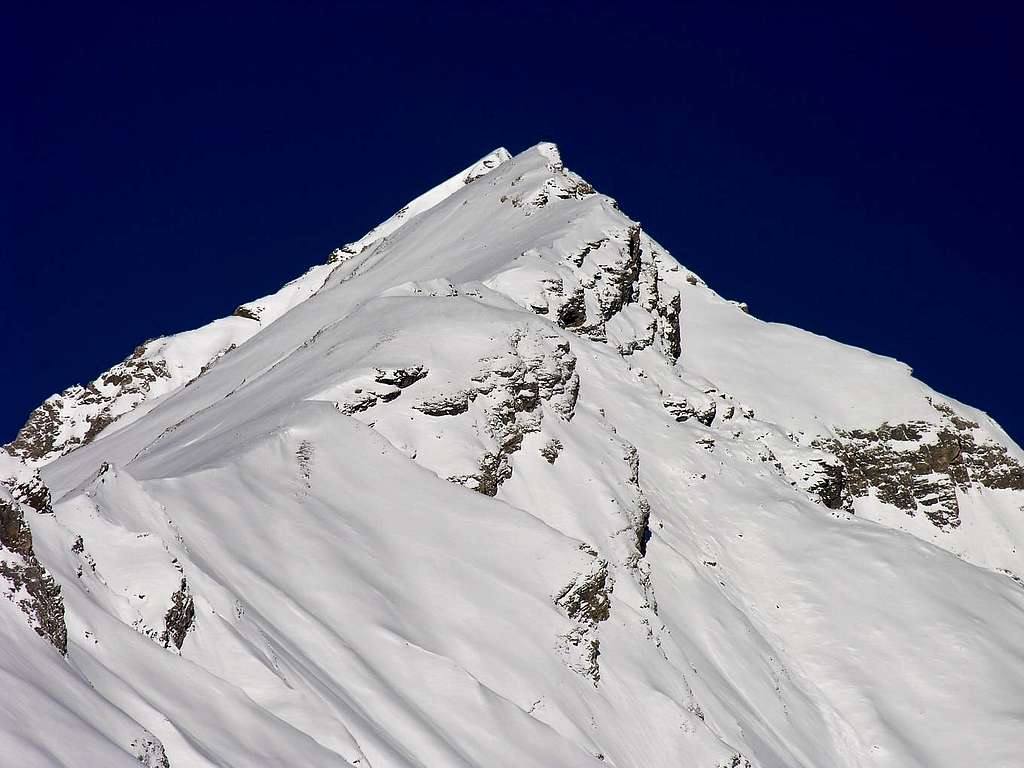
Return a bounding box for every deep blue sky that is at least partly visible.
[5,3,1022,444]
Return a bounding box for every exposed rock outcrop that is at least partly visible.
[623,445,652,561]
[374,365,429,389]
[408,331,579,496]
[801,457,852,512]
[555,554,611,684]
[486,173,683,365]
[461,333,577,494]
[571,226,684,362]
[813,401,1024,529]
[232,305,261,321]
[7,343,172,463]
[412,390,472,417]
[664,395,717,427]
[323,365,431,415]
[160,577,195,651]
[540,438,563,464]
[131,736,171,768]
[0,485,66,654]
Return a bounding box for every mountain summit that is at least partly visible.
[3,143,1023,768]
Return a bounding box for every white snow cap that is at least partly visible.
[3,141,1023,768]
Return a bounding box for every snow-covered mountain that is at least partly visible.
[3,143,1023,768]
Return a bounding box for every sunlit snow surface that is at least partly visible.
[3,144,1024,768]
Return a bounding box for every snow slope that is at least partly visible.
[3,142,1023,768]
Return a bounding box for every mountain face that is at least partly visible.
[3,143,1023,768]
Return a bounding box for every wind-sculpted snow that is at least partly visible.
[5,149,512,467]
[5,261,335,465]
[3,142,1024,768]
